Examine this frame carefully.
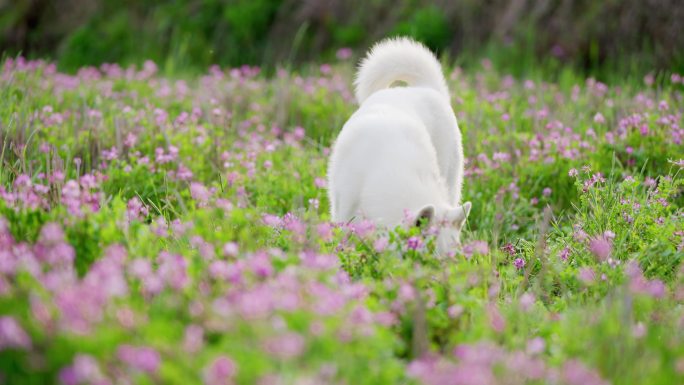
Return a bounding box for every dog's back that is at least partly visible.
[328,106,445,224]
[358,87,463,205]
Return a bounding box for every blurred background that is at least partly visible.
[1,0,683,78]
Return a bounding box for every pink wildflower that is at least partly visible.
[0,316,31,350]
[336,47,353,60]
[223,242,239,257]
[526,337,545,355]
[502,243,516,255]
[117,345,160,374]
[373,236,389,252]
[578,267,595,285]
[588,236,611,261]
[487,304,506,333]
[593,113,605,124]
[562,359,609,385]
[264,332,305,359]
[190,182,211,205]
[407,236,422,250]
[519,292,535,312]
[559,247,571,261]
[203,356,237,385]
[316,223,333,242]
[514,258,525,270]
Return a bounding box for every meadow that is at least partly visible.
[0,53,683,385]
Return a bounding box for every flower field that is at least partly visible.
[0,55,683,385]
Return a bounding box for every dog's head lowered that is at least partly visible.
[414,202,471,256]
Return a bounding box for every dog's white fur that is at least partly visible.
[327,37,470,254]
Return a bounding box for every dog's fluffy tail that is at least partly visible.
[354,37,450,104]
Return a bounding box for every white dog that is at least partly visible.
[327,37,471,255]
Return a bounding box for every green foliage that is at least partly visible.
[58,0,282,71]
[392,6,452,54]
[4,0,684,79]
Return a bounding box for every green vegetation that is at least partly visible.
[0,53,682,384]
[3,0,683,80]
